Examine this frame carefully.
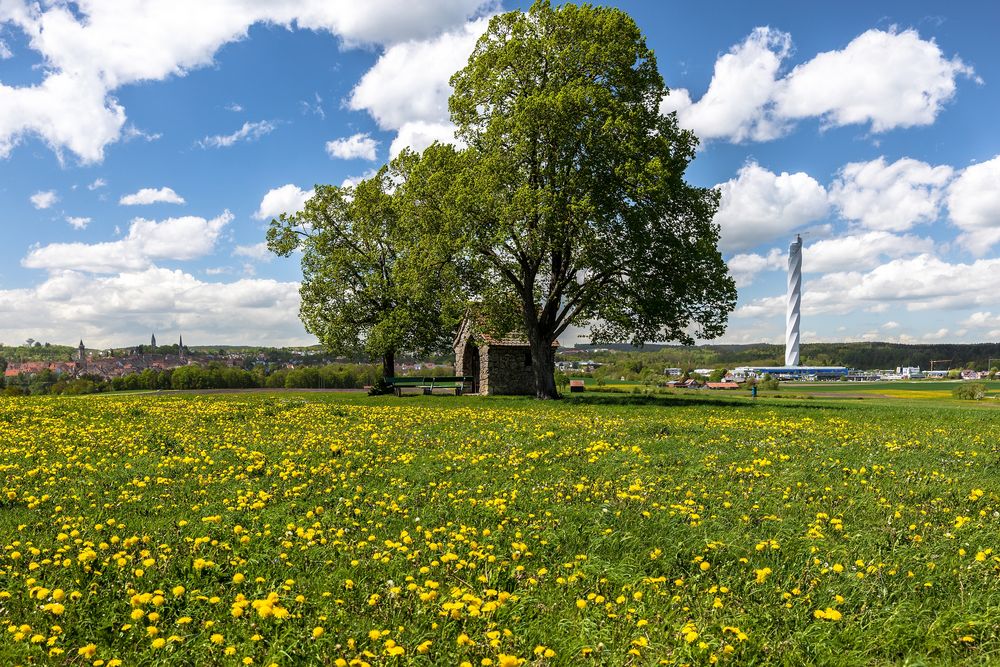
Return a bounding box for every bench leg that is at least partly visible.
[394,387,401,397]
[423,387,432,395]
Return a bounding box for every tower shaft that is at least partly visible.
[786,235,802,366]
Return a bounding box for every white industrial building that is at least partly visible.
[733,366,849,381]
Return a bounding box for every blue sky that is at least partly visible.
[1,0,999,348]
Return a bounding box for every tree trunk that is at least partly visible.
[528,336,559,400]
[382,350,395,379]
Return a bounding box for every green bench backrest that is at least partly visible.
[386,376,472,386]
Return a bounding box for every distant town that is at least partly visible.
[0,334,457,395]
[1,334,455,380]
[3,335,999,398]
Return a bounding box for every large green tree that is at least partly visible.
[266,155,461,378]
[446,0,737,398]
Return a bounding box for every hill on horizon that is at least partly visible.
[569,341,1000,371]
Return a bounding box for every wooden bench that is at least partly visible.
[387,376,472,397]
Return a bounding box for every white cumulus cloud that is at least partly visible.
[254,184,314,221]
[661,27,790,142]
[119,186,185,206]
[947,155,1000,254]
[66,216,92,230]
[666,27,976,144]
[388,121,459,158]
[0,1,494,163]
[23,211,233,273]
[349,18,487,155]
[830,156,954,231]
[736,254,1000,320]
[774,28,976,132]
[713,162,829,252]
[325,133,379,160]
[0,267,308,347]
[803,231,935,273]
[30,190,58,209]
[727,248,785,288]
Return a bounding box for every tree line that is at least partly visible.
[572,341,1000,375]
[2,363,387,396]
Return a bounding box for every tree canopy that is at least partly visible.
[269,1,737,398]
[266,155,461,377]
[444,0,736,397]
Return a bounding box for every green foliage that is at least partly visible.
[953,382,987,400]
[0,344,76,363]
[50,379,100,396]
[755,374,780,391]
[267,157,462,377]
[443,0,735,397]
[367,377,394,397]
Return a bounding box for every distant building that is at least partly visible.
[733,366,849,381]
[78,340,86,363]
[151,333,157,348]
[706,382,740,390]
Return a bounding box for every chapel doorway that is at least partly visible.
[463,342,480,394]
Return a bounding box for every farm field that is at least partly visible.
[1,392,998,666]
[779,381,1000,402]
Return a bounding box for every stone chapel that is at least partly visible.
[453,318,559,395]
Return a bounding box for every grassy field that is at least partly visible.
[1,392,998,666]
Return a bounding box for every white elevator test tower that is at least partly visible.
[785,234,802,367]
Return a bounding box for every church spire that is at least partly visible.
[150,332,157,348]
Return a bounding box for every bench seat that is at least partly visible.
[386,376,473,396]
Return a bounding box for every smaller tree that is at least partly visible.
[953,382,986,400]
[708,368,728,382]
[554,370,570,391]
[268,153,462,378]
[757,374,780,391]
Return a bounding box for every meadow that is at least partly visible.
[1,392,998,666]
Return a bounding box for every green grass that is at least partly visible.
[1,391,998,665]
